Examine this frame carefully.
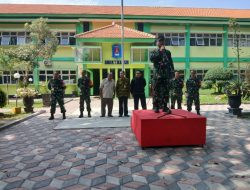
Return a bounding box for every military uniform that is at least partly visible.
[116,77,130,116]
[186,77,201,114]
[78,76,91,117]
[170,78,184,109]
[150,48,174,113]
[48,78,66,118]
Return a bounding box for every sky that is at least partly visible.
[0,0,250,9]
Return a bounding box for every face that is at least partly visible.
[108,74,113,80]
[54,72,59,79]
[175,72,180,78]
[157,39,164,48]
[120,72,125,78]
[136,72,141,78]
[191,71,196,78]
[81,71,85,77]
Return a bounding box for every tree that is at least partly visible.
[0,48,15,104]
[1,18,58,87]
[203,67,233,93]
[229,18,241,84]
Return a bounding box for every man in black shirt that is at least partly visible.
[130,70,147,110]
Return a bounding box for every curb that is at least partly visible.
[0,110,46,131]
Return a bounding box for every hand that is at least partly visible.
[160,45,165,51]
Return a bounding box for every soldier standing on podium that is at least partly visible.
[150,35,175,113]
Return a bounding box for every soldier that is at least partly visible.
[116,71,130,117]
[170,71,184,109]
[48,72,66,120]
[186,70,201,115]
[78,70,91,118]
[150,35,174,113]
[130,70,147,110]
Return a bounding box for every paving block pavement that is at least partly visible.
[0,99,250,189]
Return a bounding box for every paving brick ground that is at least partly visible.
[0,98,250,190]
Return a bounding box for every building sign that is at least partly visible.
[112,44,122,58]
[105,60,129,64]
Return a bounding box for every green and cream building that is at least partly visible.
[0,4,250,96]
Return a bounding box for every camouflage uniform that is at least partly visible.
[186,77,201,113]
[78,76,91,113]
[48,79,66,114]
[150,48,174,112]
[170,78,184,109]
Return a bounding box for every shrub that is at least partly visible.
[0,88,7,108]
[204,68,233,93]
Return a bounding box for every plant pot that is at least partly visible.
[12,107,21,114]
[42,94,51,107]
[23,96,34,113]
[228,94,241,108]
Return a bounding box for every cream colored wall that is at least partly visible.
[190,47,223,57]
[190,62,224,69]
[54,46,75,57]
[228,47,250,57]
[92,22,135,29]
[150,25,185,33]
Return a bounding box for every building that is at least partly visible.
[0,4,250,96]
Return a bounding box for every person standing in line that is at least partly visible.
[130,70,147,110]
[99,73,115,117]
[48,72,66,120]
[78,70,91,118]
[116,71,130,117]
[186,70,201,115]
[170,71,184,109]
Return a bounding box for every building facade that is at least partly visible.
[0,4,250,96]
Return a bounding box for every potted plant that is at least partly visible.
[0,88,7,116]
[40,82,51,107]
[17,87,37,113]
[224,80,242,109]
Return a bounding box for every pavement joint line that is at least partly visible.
[0,110,46,131]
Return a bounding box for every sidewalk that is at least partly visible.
[0,99,250,190]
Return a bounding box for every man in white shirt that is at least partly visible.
[99,73,116,117]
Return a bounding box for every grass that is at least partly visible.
[183,89,250,105]
[0,112,30,127]
[3,99,43,109]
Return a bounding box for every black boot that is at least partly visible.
[197,110,201,115]
[88,111,91,117]
[62,112,66,119]
[154,107,160,113]
[79,111,83,118]
[49,113,54,120]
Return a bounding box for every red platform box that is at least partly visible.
[131,109,206,147]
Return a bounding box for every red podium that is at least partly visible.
[131,109,206,147]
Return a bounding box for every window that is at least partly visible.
[75,47,102,62]
[38,70,76,84]
[152,33,186,46]
[228,33,250,47]
[0,31,30,46]
[131,48,148,62]
[83,22,90,32]
[190,33,223,46]
[0,71,32,84]
[56,32,76,45]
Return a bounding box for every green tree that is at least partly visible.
[1,18,58,87]
[204,67,233,93]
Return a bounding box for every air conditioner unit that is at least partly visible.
[43,59,52,66]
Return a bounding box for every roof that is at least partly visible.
[75,23,155,39]
[0,4,250,19]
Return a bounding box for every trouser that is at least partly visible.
[101,98,113,116]
[80,95,91,112]
[50,93,66,114]
[153,79,170,111]
[118,96,128,116]
[171,94,182,109]
[134,94,147,110]
[187,95,200,111]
